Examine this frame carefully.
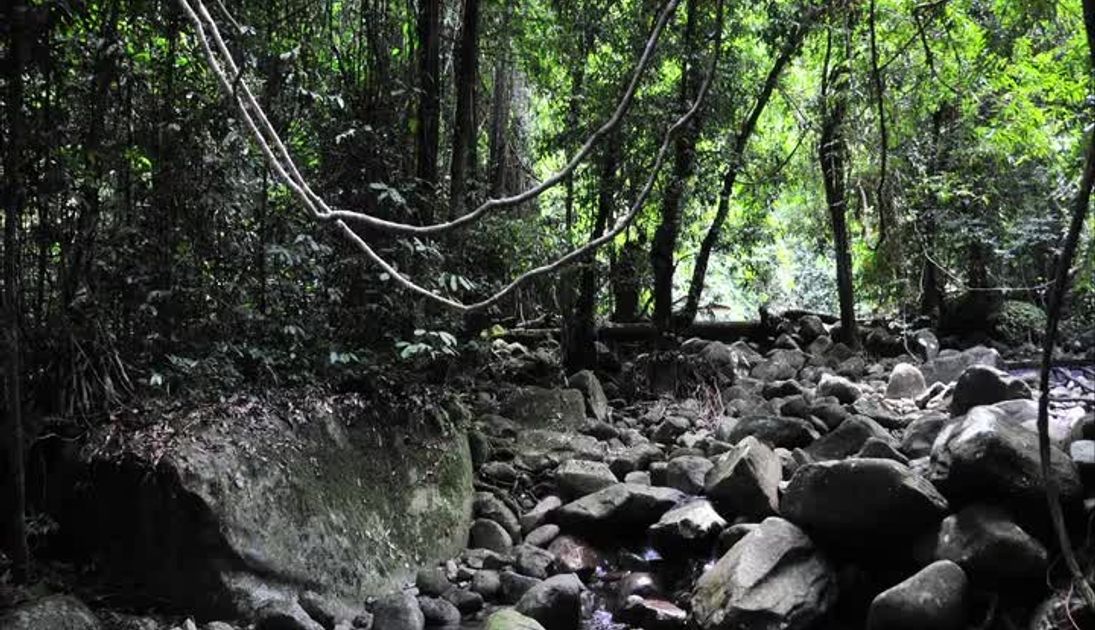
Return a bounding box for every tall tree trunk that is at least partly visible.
[3,0,31,583]
[650,0,701,332]
[818,16,858,346]
[919,106,947,317]
[488,2,514,197]
[64,2,118,310]
[564,139,619,372]
[448,0,480,217]
[680,12,813,325]
[415,0,442,214]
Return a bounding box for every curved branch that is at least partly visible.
[177,0,714,313]
[182,0,681,235]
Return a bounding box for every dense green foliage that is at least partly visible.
[2,0,1094,413]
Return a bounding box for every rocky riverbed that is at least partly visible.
[3,316,1095,630]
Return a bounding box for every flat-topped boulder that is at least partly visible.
[553,483,685,532]
[782,458,948,549]
[501,387,587,428]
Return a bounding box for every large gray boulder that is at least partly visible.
[554,459,618,499]
[649,499,728,551]
[716,415,820,450]
[704,436,781,520]
[501,387,587,428]
[750,349,807,381]
[0,595,101,630]
[929,405,1082,517]
[553,483,684,532]
[866,560,967,630]
[923,504,1048,586]
[568,371,609,423]
[949,365,1031,415]
[59,394,474,620]
[805,415,893,461]
[920,346,1003,386]
[692,517,837,630]
[782,459,948,548]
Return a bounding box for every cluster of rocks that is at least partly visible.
[5,315,1094,630]
[419,324,1092,629]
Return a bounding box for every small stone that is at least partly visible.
[548,535,600,578]
[471,570,502,599]
[500,570,543,604]
[416,596,461,627]
[855,437,909,464]
[515,574,585,630]
[475,492,522,538]
[416,567,452,598]
[371,592,424,630]
[818,373,861,404]
[470,518,514,553]
[521,496,563,533]
[442,588,484,616]
[514,543,556,579]
[649,499,728,552]
[886,363,927,399]
[525,524,561,548]
[484,608,546,630]
[256,600,324,630]
[616,596,687,630]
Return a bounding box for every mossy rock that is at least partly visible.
[991,300,1046,345]
[485,609,547,630]
[62,391,474,620]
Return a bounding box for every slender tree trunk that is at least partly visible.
[611,232,645,323]
[818,17,858,346]
[488,2,514,197]
[448,0,480,217]
[565,139,619,372]
[3,0,31,583]
[64,3,118,309]
[563,28,594,241]
[415,0,442,211]
[919,106,946,317]
[650,0,700,332]
[680,14,812,324]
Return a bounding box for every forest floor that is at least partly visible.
[3,315,1095,630]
